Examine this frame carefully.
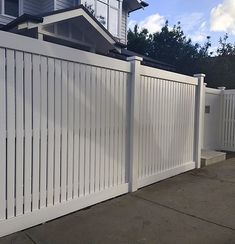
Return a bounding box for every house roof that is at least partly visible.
[1,5,116,42]
[123,0,149,13]
[1,5,124,53]
[109,49,176,72]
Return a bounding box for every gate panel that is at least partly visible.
[136,66,198,188]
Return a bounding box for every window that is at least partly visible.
[0,0,19,17]
[109,7,118,36]
[83,0,120,37]
[97,0,108,28]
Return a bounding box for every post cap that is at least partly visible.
[194,74,206,78]
[218,86,226,90]
[127,56,143,62]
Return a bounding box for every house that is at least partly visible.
[0,1,147,49]
[0,0,175,70]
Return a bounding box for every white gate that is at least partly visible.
[129,61,201,189]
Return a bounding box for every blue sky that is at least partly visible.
[129,0,235,53]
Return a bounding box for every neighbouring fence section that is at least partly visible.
[220,90,235,151]
[204,88,235,152]
[204,88,221,150]
[0,31,202,237]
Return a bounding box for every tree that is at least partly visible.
[127,21,235,88]
[217,34,235,56]
[127,21,211,75]
[127,25,152,56]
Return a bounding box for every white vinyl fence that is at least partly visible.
[136,67,197,188]
[0,31,203,237]
[204,88,235,152]
[220,90,235,151]
[204,88,221,150]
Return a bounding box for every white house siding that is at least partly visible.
[55,0,75,10]
[121,8,128,44]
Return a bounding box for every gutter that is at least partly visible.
[128,1,149,14]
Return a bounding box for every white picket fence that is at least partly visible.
[0,31,203,237]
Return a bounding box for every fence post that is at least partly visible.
[194,74,206,168]
[218,87,226,150]
[127,56,143,192]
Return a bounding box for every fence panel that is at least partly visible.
[0,31,130,237]
[220,90,235,151]
[136,65,198,188]
[0,31,201,237]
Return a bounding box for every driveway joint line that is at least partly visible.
[190,172,235,185]
[24,232,38,244]
[131,194,235,232]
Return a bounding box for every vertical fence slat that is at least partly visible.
[123,73,127,184]
[85,66,91,195]
[47,58,55,207]
[32,54,41,211]
[105,69,110,189]
[118,72,123,185]
[95,67,101,192]
[79,64,85,197]
[6,49,16,218]
[0,48,6,220]
[73,63,80,198]
[61,61,68,202]
[54,59,62,204]
[109,70,115,187]
[90,67,96,194]
[232,95,235,148]
[24,53,32,213]
[40,56,48,209]
[113,71,118,187]
[138,76,143,179]
[15,51,24,216]
[67,62,74,200]
[100,69,106,190]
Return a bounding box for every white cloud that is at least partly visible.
[190,21,208,43]
[210,0,235,34]
[177,12,204,33]
[128,13,166,33]
[173,13,208,43]
[129,12,210,44]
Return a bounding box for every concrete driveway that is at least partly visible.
[1,158,235,244]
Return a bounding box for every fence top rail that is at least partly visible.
[223,89,235,95]
[206,87,222,95]
[140,64,198,86]
[0,30,131,73]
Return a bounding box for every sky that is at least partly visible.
[129,0,235,53]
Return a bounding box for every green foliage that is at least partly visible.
[217,34,235,56]
[127,22,211,74]
[127,22,235,88]
[127,25,152,56]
